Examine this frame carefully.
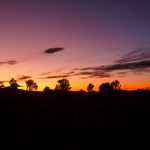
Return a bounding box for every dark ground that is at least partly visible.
[0,89,150,148]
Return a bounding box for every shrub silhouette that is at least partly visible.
[87,83,94,92]
[43,86,51,92]
[9,78,19,89]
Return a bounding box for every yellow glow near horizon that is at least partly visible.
[15,75,150,92]
[0,68,149,91]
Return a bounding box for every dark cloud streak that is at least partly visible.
[40,75,70,79]
[17,75,31,81]
[115,48,150,63]
[0,60,17,65]
[39,71,74,79]
[44,47,64,54]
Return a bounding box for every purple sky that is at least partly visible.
[0,0,150,90]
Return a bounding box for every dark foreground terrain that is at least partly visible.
[0,89,150,148]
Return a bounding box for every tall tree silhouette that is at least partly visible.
[26,79,38,91]
[87,83,94,92]
[111,80,121,90]
[9,78,19,88]
[57,79,71,91]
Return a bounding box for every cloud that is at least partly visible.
[17,75,31,81]
[116,71,128,77]
[65,71,75,75]
[74,71,111,78]
[39,68,67,76]
[44,47,64,54]
[0,60,17,65]
[40,60,150,80]
[40,75,70,79]
[75,60,150,76]
[0,47,64,66]
[40,72,51,76]
[40,47,150,79]
[39,71,74,79]
[73,48,150,78]
[115,48,150,63]
[109,60,150,71]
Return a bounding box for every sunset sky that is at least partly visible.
[0,0,150,91]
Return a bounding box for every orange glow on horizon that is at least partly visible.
[0,68,149,91]
[15,76,150,92]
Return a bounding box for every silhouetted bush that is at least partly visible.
[87,83,94,92]
[9,78,19,89]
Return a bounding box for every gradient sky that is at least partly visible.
[0,0,150,91]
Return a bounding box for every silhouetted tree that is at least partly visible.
[57,79,71,91]
[87,83,94,92]
[26,80,34,91]
[0,81,4,88]
[111,80,121,90]
[99,82,112,94]
[26,79,38,91]
[9,78,19,88]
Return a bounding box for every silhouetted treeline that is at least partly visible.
[1,78,149,95]
[0,87,150,148]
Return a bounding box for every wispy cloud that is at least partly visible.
[39,60,150,80]
[115,48,150,63]
[75,60,150,73]
[39,67,67,76]
[39,71,74,79]
[0,60,17,65]
[40,72,51,76]
[74,48,150,78]
[17,75,31,81]
[74,71,111,78]
[39,47,150,79]
[44,47,64,54]
[40,75,70,79]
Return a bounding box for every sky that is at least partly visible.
[0,0,150,91]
